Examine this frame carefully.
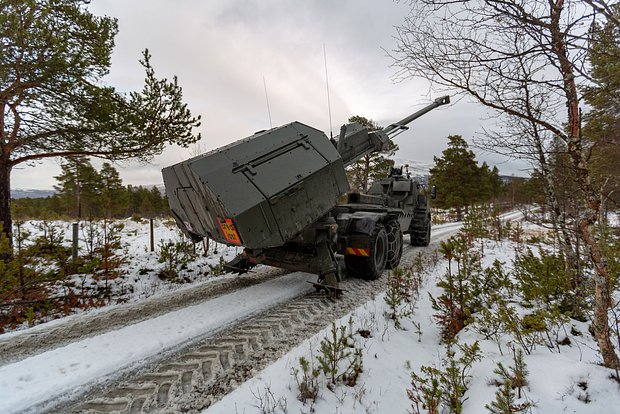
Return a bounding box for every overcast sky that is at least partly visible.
[11,0,530,190]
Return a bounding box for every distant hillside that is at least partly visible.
[10,189,55,199]
[390,158,434,176]
[11,184,166,200]
[500,175,527,184]
[391,158,525,182]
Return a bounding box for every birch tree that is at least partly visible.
[391,0,619,368]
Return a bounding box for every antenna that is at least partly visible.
[263,75,273,129]
[323,44,333,138]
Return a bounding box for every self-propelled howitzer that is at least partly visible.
[162,96,450,290]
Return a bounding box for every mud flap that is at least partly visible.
[223,253,256,274]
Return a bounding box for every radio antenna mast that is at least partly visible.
[263,75,273,129]
[323,44,333,138]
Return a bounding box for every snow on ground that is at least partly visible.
[5,210,613,414]
[5,218,242,332]
[0,272,315,413]
[208,236,620,414]
[0,220,468,413]
[5,210,527,333]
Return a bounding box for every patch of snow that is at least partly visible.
[0,272,315,413]
[208,236,620,414]
[4,218,242,333]
[7,210,611,414]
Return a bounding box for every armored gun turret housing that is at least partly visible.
[163,122,349,249]
[163,96,450,291]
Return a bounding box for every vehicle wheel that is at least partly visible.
[345,223,388,280]
[384,219,403,269]
[410,215,431,247]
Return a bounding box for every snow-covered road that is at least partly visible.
[0,273,315,413]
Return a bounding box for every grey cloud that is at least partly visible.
[11,0,529,190]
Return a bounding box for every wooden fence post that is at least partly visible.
[150,218,155,252]
[72,222,79,264]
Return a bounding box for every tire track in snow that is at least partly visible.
[0,267,289,365]
[56,236,457,413]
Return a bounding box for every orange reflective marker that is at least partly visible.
[345,247,370,257]
[218,218,242,245]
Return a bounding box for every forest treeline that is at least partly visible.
[11,157,169,220]
[13,151,544,222]
[14,145,551,222]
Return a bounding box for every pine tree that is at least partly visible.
[345,116,398,192]
[316,321,356,385]
[583,9,620,211]
[487,348,532,413]
[479,163,504,203]
[54,157,102,219]
[99,163,127,218]
[429,136,497,220]
[149,186,166,216]
[0,0,201,246]
[485,380,516,414]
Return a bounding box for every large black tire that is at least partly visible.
[410,214,431,247]
[384,219,403,269]
[345,223,388,280]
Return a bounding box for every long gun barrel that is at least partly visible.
[383,95,450,137]
[337,95,450,166]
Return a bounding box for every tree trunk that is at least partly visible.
[0,158,13,257]
[549,0,618,369]
[582,215,618,369]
